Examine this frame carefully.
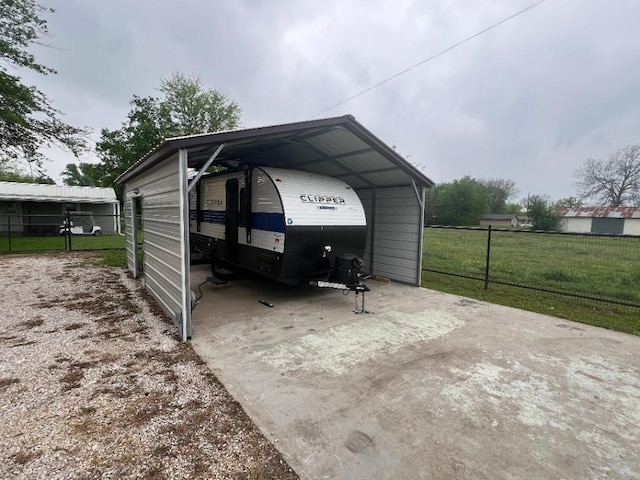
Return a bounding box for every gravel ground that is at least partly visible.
[0,253,298,480]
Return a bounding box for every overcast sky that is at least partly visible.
[23,0,640,202]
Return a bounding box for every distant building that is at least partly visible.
[557,207,640,235]
[0,182,119,235]
[479,214,528,228]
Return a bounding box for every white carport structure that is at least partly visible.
[0,182,120,234]
[116,115,434,341]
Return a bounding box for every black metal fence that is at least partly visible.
[0,213,125,253]
[423,225,640,309]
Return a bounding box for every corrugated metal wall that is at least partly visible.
[561,218,592,233]
[623,219,640,235]
[124,198,138,277]
[358,189,374,277]
[357,186,424,286]
[592,218,624,235]
[123,153,190,339]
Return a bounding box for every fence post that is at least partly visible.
[484,225,492,290]
[8,215,11,253]
[65,211,72,252]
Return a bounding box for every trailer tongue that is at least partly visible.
[311,253,370,314]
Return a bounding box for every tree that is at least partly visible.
[527,195,559,231]
[60,162,103,186]
[503,202,523,215]
[158,73,241,136]
[0,0,87,174]
[0,156,54,183]
[65,74,242,197]
[479,178,518,213]
[574,145,640,207]
[555,196,582,208]
[91,95,166,194]
[424,187,437,225]
[433,176,490,226]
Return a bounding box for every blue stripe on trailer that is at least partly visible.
[200,210,285,233]
[251,212,285,233]
[201,210,226,223]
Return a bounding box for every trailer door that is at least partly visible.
[225,179,239,262]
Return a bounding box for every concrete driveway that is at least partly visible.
[190,265,640,479]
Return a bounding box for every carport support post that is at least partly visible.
[178,148,192,341]
[415,183,426,287]
[484,225,492,289]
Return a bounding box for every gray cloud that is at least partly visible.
[23,0,640,201]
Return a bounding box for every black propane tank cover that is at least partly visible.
[333,253,365,286]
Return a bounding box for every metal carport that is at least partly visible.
[116,115,434,341]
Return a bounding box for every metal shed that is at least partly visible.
[557,206,640,235]
[0,182,120,234]
[116,115,434,340]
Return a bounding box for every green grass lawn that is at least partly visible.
[0,233,126,253]
[423,227,640,304]
[422,227,640,335]
[3,228,638,335]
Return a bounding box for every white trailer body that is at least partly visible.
[190,166,367,284]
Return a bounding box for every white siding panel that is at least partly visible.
[371,187,423,285]
[123,154,184,334]
[375,213,420,224]
[566,218,592,233]
[375,254,418,270]
[373,237,418,254]
[374,223,420,235]
[373,197,421,209]
[357,189,374,276]
[375,229,420,242]
[623,219,640,235]
[124,198,138,277]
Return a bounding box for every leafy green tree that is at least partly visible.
[479,178,518,213]
[424,187,437,225]
[60,162,103,186]
[92,95,166,195]
[433,176,490,226]
[68,74,242,198]
[158,73,241,136]
[0,0,87,173]
[0,156,54,183]
[527,195,559,231]
[503,202,523,215]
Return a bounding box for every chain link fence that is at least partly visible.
[423,225,640,309]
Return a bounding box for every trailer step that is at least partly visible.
[206,276,227,285]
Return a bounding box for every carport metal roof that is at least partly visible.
[116,115,434,189]
[0,181,118,204]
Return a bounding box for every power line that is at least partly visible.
[310,0,547,119]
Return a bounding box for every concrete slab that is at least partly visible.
[190,264,640,479]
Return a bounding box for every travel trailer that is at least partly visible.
[190,166,367,285]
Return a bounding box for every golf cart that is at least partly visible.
[60,211,102,236]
